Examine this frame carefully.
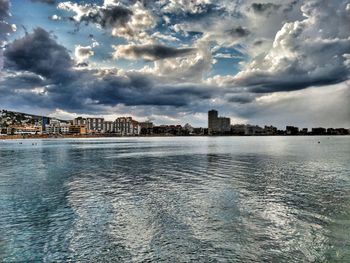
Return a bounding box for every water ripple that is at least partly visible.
[0,136,349,262]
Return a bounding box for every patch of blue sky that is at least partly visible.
[9,0,131,68]
[214,46,246,57]
[210,57,244,77]
[93,57,148,71]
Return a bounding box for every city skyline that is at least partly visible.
[0,0,349,128]
[1,108,349,137]
[2,107,350,131]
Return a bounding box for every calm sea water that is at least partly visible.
[0,136,349,262]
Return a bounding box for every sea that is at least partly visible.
[0,136,349,262]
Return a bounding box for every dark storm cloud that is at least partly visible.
[88,76,211,107]
[0,68,215,111]
[76,62,89,67]
[60,3,133,29]
[282,0,300,13]
[1,28,216,112]
[228,94,255,104]
[4,28,73,79]
[31,0,55,4]
[96,5,132,28]
[250,3,281,14]
[248,75,350,93]
[114,44,196,61]
[57,2,148,40]
[75,45,93,57]
[0,0,9,20]
[253,40,264,46]
[225,26,250,38]
[4,72,46,87]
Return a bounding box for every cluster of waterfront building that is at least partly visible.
[207,109,349,135]
[0,109,349,137]
[1,116,151,136]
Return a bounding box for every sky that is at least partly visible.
[0,0,349,128]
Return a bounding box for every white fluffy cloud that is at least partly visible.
[160,0,213,14]
[140,42,213,82]
[232,0,350,92]
[75,45,94,62]
[49,14,61,21]
[58,1,155,42]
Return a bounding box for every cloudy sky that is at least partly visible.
[0,0,349,128]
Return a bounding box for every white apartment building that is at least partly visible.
[45,119,70,134]
[87,118,104,133]
[103,121,116,133]
[115,117,140,135]
[73,117,87,125]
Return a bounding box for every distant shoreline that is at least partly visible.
[1,134,349,140]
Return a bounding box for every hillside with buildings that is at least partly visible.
[0,109,157,137]
[1,110,43,127]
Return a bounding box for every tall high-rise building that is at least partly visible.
[208,109,231,134]
[41,116,50,132]
[208,110,218,132]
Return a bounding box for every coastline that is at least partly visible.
[1,134,349,140]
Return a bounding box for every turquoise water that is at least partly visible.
[0,136,349,262]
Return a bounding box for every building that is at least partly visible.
[41,117,50,132]
[245,125,264,135]
[300,128,308,135]
[208,109,231,134]
[327,128,349,135]
[45,119,61,134]
[153,125,183,135]
[73,117,87,126]
[139,121,153,129]
[0,127,7,135]
[45,124,60,134]
[231,124,246,135]
[192,127,207,135]
[131,120,141,135]
[9,125,42,135]
[286,126,299,135]
[87,118,104,133]
[44,119,71,134]
[208,110,218,133]
[231,124,269,135]
[264,125,278,135]
[59,123,70,134]
[69,125,87,135]
[103,121,116,133]
[115,117,140,135]
[312,127,326,135]
[139,121,154,135]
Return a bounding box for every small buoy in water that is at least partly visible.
[318,141,320,144]
[19,142,22,144]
